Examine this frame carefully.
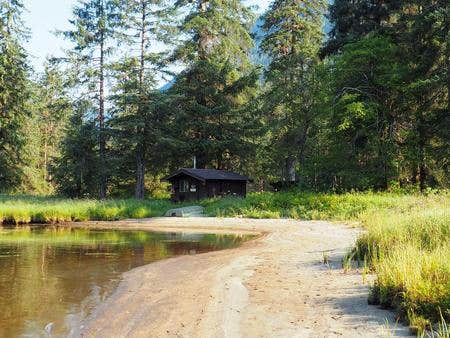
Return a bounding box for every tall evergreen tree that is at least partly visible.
[111,0,168,199]
[0,0,30,190]
[61,0,122,198]
[317,0,448,190]
[33,62,71,186]
[53,100,99,197]
[260,0,327,181]
[326,36,406,190]
[167,0,260,170]
[13,63,72,194]
[397,0,449,189]
[322,0,400,56]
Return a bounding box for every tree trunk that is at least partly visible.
[417,129,426,192]
[419,161,426,192]
[416,99,427,192]
[135,0,147,200]
[216,152,223,170]
[286,157,296,182]
[135,152,145,199]
[98,3,107,199]
[297,123,311,176]
[77,158,84,198]
[196,154,208,169]
[198,0,211,59]
[43,135,48,182]
[447,29,450,114]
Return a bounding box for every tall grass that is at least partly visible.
[354,196,449,334]
[202,191,428,220]
[203,191,449,331]
[0,195,172,224]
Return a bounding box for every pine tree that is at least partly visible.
[326,36,407,190]
[61,0,122,198]
[322,0,401,56]
[397,0,449,189]
[111,0,168,199]
[0,0,30,190]
[260,0,327,182]
[34,61,71,185]
[167,0,260,170]
[53,100,99,197]
[12,63,72,194]
[315,0,448,190]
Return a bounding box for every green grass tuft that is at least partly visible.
[0,195,172,224]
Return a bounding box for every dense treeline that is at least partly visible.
[0,0,448,198]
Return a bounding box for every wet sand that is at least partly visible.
[78,217,411,338]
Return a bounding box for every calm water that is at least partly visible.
[0,226,253,337]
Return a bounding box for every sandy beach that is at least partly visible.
[78,217,411,338]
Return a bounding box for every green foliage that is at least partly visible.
[308,36,407,190]
[172,0,254,66]
[166,0,260,171]
[16,61,72,195]
[0,0,30,190]
[397,0,450,191]
[322,0,399,56]
[260,0,327,182]
[61,0,124,199]
[0,0,448,196]
[318,0,449,192]
[53,101,99,198]
[109,0,169,199]
[109,68,168,199]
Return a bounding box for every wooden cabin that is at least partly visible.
[164,168,250,202]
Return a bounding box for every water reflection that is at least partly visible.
[0,226,253,337]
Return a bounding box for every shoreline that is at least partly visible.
[77,217,411,338]
[63,217,265,236]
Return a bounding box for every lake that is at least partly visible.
[0,226,253,337]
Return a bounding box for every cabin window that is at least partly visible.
[190,184,197,192]
[179,180,189,193]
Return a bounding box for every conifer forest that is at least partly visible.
[0,0,448,198]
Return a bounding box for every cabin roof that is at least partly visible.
[164,168,250,182]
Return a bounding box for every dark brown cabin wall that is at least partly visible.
[206,180,246,198]
[170,174,204,202]
[167,173,248,202]
[198,181,208,199]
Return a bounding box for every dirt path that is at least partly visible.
[80,218,411,338]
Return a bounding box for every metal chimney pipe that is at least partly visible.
[193,156,197,169]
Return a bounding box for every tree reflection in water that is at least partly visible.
[0,227,254,337]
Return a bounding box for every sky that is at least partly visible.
[23,0,271,72]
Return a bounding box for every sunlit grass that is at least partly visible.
[202,191,427,220]
[0,195,172,224]
[354,196,449,334]
[369,245,449,333]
